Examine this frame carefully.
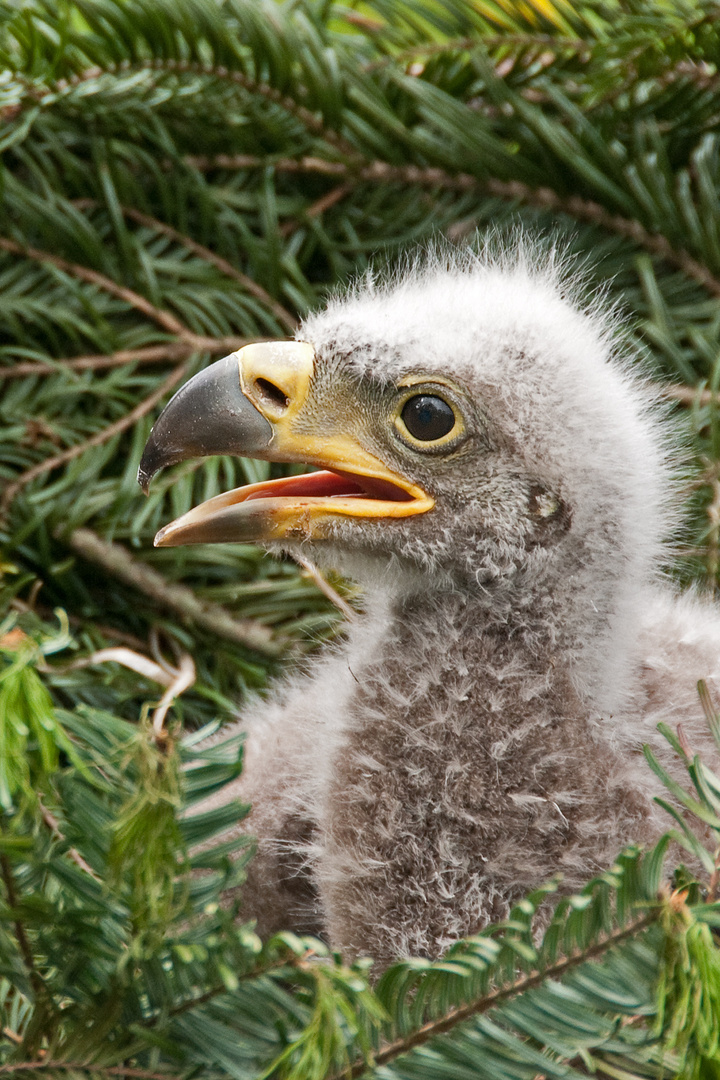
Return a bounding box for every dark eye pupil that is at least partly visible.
[401,395,456,441]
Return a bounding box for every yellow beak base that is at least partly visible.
[139,341,434,548]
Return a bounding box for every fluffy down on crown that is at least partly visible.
[298,243,678,595]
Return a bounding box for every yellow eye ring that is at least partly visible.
[393,381,466,451]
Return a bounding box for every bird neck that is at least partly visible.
[360,587,575,726]
[352,564,641,725]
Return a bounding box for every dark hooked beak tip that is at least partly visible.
[137,352,275,493]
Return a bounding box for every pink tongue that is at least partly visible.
[243,470,365,502]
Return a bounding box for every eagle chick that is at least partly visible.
[140,245,720,967]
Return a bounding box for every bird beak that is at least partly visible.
[138,342,434,547]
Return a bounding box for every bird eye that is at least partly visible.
[400,395,457,442]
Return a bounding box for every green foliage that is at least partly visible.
[0,615,78,811]
[2,618,720,1077]
[2,0,720,1075]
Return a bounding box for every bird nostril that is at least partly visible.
[254,377,290,413]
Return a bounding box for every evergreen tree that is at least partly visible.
[2,0,720,1075]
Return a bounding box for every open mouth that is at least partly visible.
[139,341,434,548]
[240,469,415,504]
[153,466,425,547]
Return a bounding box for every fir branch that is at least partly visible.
[0,238,190,337]
[329,911,658,1080]
[577,10,720,108]
[0,339,248,380]
[64,528,284,656]
[70,200,297,332]
[157,946,316,1023]
[37,797,99,880]
[0,1065,180,1079]
[363,33,590,72]
[0,854,43,1000]
[1,361,191,512]
[180,156,720,299]
[92,58,361,160]
[657,59,720,95]
[15,46,356,163]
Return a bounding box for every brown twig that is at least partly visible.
[0,1065,180,1079]
[279,183,354,238]
[0,853,44,998]
[661,385,720,406]
[180,156,720,300]
[292,553,355,621]
[65,528,284,656]
[71,200,297,332]
[0,337,248,380]
[363,33,590,72]
[0,237,188,336]
[184,152,349,175]
[37,798,100,880]
[1,361,191,511]
[328,912,657,1080]
[42,637,194,741]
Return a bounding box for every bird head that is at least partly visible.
[138,250,672,599]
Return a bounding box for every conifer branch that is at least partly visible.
[95,58,361,160]
[0,238,190,336]
[0,853,47,1004]
[70,201,297,332]
[181,156,720,299]
[330,912,658,1080]
[27,55,349,159]
[64,528,284,656]
[156,947,315,1022]
[656,60,720,95]
[363,34,590,72]
[36,797,99,880]
[0,1065,181,1079]
[0,339,249,380]
[1,361,191,511]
